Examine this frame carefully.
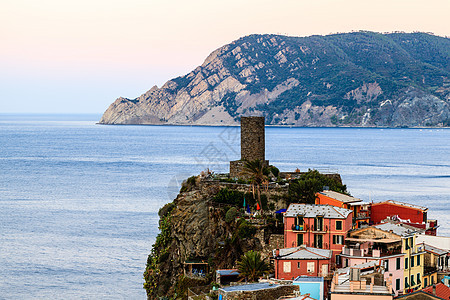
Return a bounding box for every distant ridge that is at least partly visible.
[100,31,450,127]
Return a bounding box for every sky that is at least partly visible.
[1,0,449,114]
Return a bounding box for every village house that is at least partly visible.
[341,225,405,296]
[374,222,426,293]
[419,243,448,287]
[371,200,438,235]
[273,246,332,280]
[284,204,353,265]
[316,190,371,228]
[330,263,394,300]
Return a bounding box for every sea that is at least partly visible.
[0,114,449,299]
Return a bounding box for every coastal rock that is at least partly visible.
[100,32,450,127]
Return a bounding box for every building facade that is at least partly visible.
[273,246,332,280]
[284,204,353,265]
[371,200,437,235]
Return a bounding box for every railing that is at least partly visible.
[291,224,305,231]
[356,211,370,219]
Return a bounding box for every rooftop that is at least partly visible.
[423,283,450,299]
[293,276,324,283]
[319,190,361,203]
[285,204,352,219]
[277,246,332,260]
[332,266,392,296]
[422,243,448,256]
[337,261,379,275]
[216,269,239,276]
[219,282,280,292]
[374,222,424,237]
[372,199,428,211]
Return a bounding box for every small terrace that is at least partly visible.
[341,246,402,258]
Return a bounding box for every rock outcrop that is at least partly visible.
[100,32,450,127]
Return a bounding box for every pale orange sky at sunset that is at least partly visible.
[1,0,449,113]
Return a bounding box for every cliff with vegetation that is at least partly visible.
[143,170,347,299]
[100,31,450,127]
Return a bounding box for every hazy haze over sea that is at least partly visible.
[1,114,449,298]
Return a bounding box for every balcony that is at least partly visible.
[356,211,370,220]
[341,246,402,258]
[292,224,306,232]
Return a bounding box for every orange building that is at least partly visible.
[316,190,370,228]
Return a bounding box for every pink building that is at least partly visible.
[284,204,353,265]
[341,225,407,296]
[273,246,332,280]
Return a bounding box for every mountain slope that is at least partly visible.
[99,31,450,127]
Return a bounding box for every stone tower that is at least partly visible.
[240,116,265,162]
[230,116,269,178]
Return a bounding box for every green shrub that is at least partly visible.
[225,207,239,223]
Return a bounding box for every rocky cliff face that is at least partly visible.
[100,32,450,127]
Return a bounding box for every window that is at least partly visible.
[336,255,341,266]
[405,277,409,288]
[315,217,324,231]
[417,273,421,284]
[283,261,291,273]
[424,277,428,287]
[431,276,434,285]
[384,260,389,272]
[396,278,401,291]
[314,234,323,248]
[411,257,414,268]
[411,275,415,286]
[297,262,301,269]
[396,257,401,270]
[307,262,315,273]
[336,220,343,231]
[333,235,344,245]
[297,234,303,247]
[405,258,408,269]
[417,255,420,266]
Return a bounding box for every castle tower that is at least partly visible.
[240,116,265,162]
[230,116,268,178]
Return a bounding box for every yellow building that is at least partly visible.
[374,222,425,293]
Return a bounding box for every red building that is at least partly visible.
[284,204,353,265]
[371,200,437,235]
[273,246,332,280]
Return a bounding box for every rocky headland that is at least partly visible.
[100,31,450,127]
[143,170,346,299]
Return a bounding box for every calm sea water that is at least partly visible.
[0,114,449,299]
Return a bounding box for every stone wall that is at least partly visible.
[219,284,299,300]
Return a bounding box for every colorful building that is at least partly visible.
[273,246,332,280]
[374,222,425,294]
[342,225,405,295]
[371,200,437,235]
[316,190,370,228]
[292,276,325,300]
[330,264,394,300]
[284,204,353,265]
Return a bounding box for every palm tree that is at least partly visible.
[237,250,269,282]
[240,160,267,210]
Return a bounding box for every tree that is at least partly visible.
[237,250,269,282]
[288,169,348,204]
[240,160,268,210]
